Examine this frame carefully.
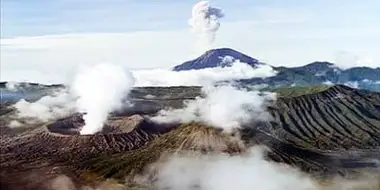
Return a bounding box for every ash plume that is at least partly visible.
[71,63,134,135]
[189,0,224,52]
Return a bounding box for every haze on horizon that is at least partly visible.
[1,0,379,84]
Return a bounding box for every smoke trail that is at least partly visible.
[189,0,224,52]
[71,63,134,135]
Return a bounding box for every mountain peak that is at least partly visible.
[172,48,260,71]
[304,61,335,67]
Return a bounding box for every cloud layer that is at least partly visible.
[6,59,276,130]
[12,89,76,122]
[1,18,379,84]
[133,62,276,87]
[155,147,317,190]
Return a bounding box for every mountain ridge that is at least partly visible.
[1,48,380,93]
[171,48,380,91]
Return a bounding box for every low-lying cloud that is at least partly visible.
[133,62,276,87]
[334,51,377,70]
[6,60,276,129]
[12,89,76,122]
[1,21,379,85]
[5,81,24,91]
[152,85,276,132]
[154,147,318,190]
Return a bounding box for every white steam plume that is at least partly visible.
[152,85,276,132]
[71,63,135,135]
[189,0,224,52]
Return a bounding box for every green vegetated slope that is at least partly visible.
[272,85,331,97]
[267,85,380,151]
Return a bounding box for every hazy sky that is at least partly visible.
[2,0,380,37]
[1,0,380,83]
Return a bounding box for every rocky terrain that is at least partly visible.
[266,85,380,150]
[1,85,380,189]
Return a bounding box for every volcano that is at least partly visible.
[1,85,380,189]
[172,48,260,71]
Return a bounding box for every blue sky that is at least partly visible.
[1,0,380,83]
[3,0,379,37]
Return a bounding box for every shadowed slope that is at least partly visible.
[80,122,380,182]
[79,123,244,181]
[0,116,172,171]
[172,48,260,71]
[0,122,244,189]
[265,85,380,151]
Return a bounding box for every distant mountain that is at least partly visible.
[172,48,260,71]
[172,48,380,91]
[2,48,380,92]
[238,62,380,91]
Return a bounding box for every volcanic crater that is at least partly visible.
[1,85,380,190]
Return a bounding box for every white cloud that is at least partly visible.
[9,120,23,128]
[5,81,21,91]
[13,89,76,122]
[335,51,377,69]
[323,81,334,86]
[344,81,359,89]
[6,61,276,127]
[133,62,276,87]
[151,85,276,132]
[155,147,318,190]
[1,19,379,84]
